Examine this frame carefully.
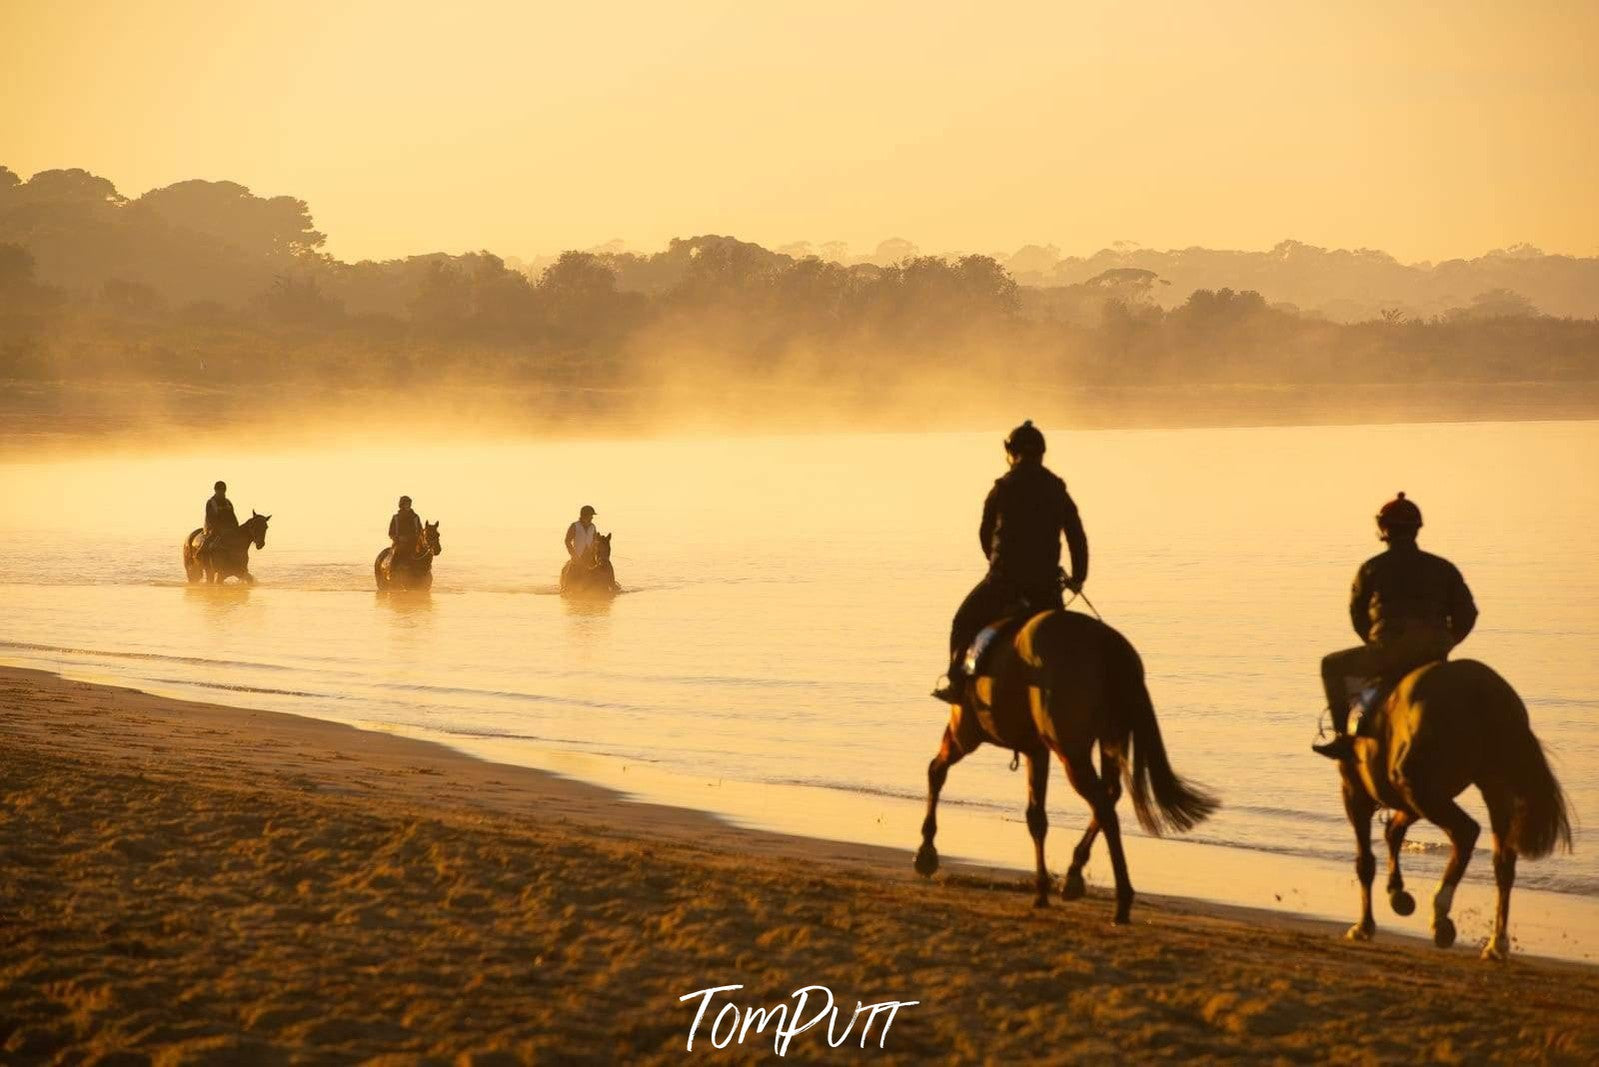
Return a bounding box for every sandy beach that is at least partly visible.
[2,665,1596,1064]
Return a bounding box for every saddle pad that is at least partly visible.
[963,616,1024,678]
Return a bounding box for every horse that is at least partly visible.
[376,520,441,592]
[916,609,1217,923]
[1337,659,1571,959]
[560,532,619,598]
[183,512,271,585]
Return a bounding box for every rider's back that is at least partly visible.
[1354,542,1476,644]
[983,462,1083,584]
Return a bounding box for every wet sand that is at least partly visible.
[2,665,1596,1064]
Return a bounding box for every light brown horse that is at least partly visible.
[916,610,1217,923]
[1340,659,1572,959]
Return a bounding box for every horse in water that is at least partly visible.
[183,512,271,584]
[1337,659,1571,959]
[917,610,1217,923]
[376,520,441,592]
[560,532,619,598]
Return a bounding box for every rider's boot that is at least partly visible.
[931,664,968,704]
[1313,702,1357,760]
[1312,733,1356,760]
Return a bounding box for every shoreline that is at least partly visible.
[4,665,1598,1062]
[9,638,1598,963]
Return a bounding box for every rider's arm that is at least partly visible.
[978,484,999,558]
[1349,564,1373,641]
[389,514,399,539]
[1448,566,1479,644]
[1061,484,1088,586]
[564,523,577,556]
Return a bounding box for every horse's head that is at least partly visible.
[595,532,612,564]
[246,510,271,549]
[424,520,441,556]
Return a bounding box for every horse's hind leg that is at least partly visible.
[1383,809,1417,916]
[1062,817,1098,901]
[1341,767,1378,940]
[1480,783,1516,961]
[915,718,975,877]
[1061,747,1133,924]
[1410,790,1480,950]
[1023,747,1051,907]
[1062,750,1121,902]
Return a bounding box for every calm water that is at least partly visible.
[3,422,1596,958]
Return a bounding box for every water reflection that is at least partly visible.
[378,589,434,612]
[183,583,251,617]
[561,593,615,618]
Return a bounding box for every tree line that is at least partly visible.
[2,165,1595,395]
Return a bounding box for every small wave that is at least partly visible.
[144,675,332,700]
[0,639,291,674]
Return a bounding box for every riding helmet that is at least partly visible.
[214,480,226,491]
[1376,491,1423,531]
[399,495,412,506]
[1004,419,1046,457]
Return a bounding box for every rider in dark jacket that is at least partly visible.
[202,481,238,555]
[1313,492,1478,759]
[932,420,1088,702]
[389,496,422,564]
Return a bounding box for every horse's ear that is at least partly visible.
[252,509,259,517]
[264,514,272,521]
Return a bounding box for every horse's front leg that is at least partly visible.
[1341,767,1377,940]
[1383,809,1417,916]
[1023,747,1051,907]
[915,717,975,877]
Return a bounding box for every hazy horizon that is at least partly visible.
[5,2,1597,264]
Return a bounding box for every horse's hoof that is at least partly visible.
[1061,869,1086,901]
[1389,890,1416,916]
[1344,922,1375,942]
[1481,938,1509,962]
[913,845,939,877]
[1032,895,1050,910]
[1110,908,1131,927]
[1433,918,1457,949]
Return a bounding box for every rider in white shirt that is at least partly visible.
[565,505,598,561]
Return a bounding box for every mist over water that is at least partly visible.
[2,421,1596,957]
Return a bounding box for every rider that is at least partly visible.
[932,420,1088,703]
[389,495,422,565]
[1313,491,1478,760]
[202,480,238,556]
[565,505,598,562]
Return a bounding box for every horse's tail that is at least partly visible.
[1118,638,1219,836]
[1503,718,1573,860]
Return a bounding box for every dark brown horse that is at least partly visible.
[916,610,1217,922]
[560,532,619,598]
[1339,659,1571,959]
[183,512,270,584]
[376,520,441,591]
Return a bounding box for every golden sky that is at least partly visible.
[4,1,1596,263]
